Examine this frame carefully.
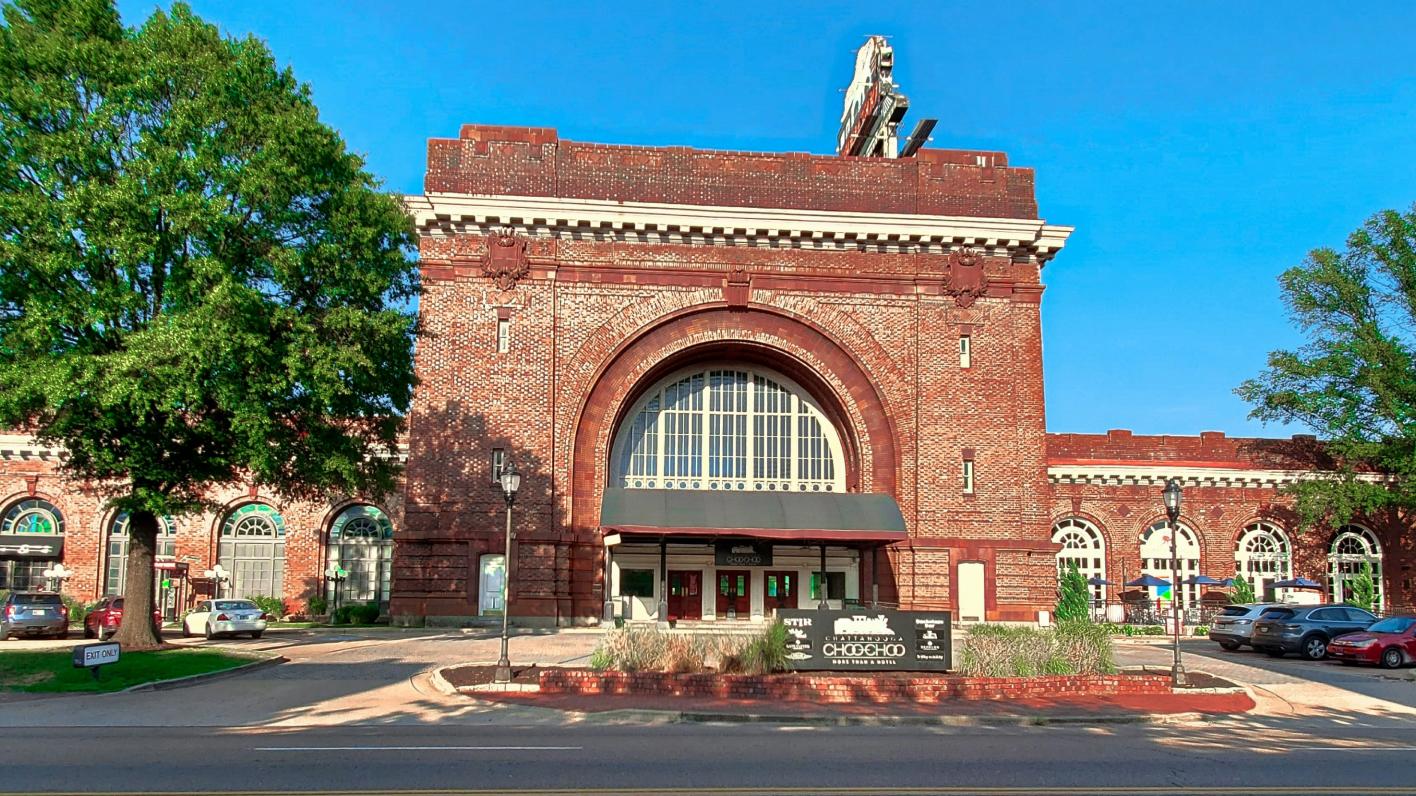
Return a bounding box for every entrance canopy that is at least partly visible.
[600,487,907,543]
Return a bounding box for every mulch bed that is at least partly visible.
[441,663,543,687]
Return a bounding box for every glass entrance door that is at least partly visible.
[764,571,796,614]
[667,570,701,620]
[715,570,750,619]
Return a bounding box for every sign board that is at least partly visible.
[714,541,772,567]
[0,533,64,558]
[779,608,952,671]
[836,35,908,158]
[72,642,121,670]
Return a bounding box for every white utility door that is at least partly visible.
[957,561,986,623]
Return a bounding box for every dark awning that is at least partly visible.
[600,487,907,543]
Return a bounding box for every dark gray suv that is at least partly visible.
[1250,604,1377,660]
[1,591,69,639]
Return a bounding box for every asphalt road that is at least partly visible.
[9,722,1416,794]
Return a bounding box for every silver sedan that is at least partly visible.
[183,599,269,639]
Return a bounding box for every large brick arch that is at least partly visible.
[569,304,900,533]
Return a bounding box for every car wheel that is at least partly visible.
[1219,641,1241,651]
[83,623,95,639]
[1381,647,1404,669]
[98,627,111,641]
[1264,647,1286,657]
[53,629,68,640]
[181,622,192,638]
[251,631,263,639]
[204,624,214,640]
[1302,635,1329,661]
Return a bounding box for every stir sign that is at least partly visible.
[72,642,120,680]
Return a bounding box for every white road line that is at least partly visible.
[1287,746,1416,752]
[254,745,583,752]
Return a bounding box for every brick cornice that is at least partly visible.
[1047,462,1387,489]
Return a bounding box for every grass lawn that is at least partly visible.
[0,648,256,694]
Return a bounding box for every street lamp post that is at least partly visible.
[325,566,348,621]
[1162,478,1187,688]
[494,459,522,684]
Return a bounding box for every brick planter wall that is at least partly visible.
[538,670,1170,704]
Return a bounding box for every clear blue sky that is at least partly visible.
[119,1,1416,438]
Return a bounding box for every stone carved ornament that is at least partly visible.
[481,227,530,291]
[943,246,987,308]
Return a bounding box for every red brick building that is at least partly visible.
[3,124,1409,626]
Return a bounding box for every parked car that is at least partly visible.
[1208,602,1285,650]
[182,599,269,640]
[1250,604,1377,660]
[1,591,68,639]
[1327,616,1416,669]
[84,596,162,640]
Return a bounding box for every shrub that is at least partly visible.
[589,646,613,671]
[709,634,755,673]
[1055,562,1091,622]
[1229,575,1256,605]
[958,622,1115,677]
[351,601,381,624]
[248,595,286,619]
[590,627,669,672]
[1116,624,1165,637]
[661,634,709,673]
[307,596,328,616]
[62,595,92,626]
[1346,562,1377,612]
[333,604,355,624]
[742,620,791,674]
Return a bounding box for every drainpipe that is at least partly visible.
[657,538,669,629]
[818,543,829,609]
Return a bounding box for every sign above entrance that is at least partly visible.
[715,541,772,567]
[0,533,64,558]
[779,608,952,671]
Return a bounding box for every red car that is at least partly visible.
[1327,615,1416,668]
[84,596,163,641]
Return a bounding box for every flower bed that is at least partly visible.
[539,669,1170,704]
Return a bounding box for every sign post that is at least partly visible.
[778,608,952,671]
[72,642,121,682]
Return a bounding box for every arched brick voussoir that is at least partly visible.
[569,304,901,533]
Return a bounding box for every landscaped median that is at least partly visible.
[0,648,280,695]
[435,621,1255,723]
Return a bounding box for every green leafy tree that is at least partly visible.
[1237,205,1416,530]
[1345,562,1377,612]
[0,0,418,649]
[1055,562,1092,622]
[1229,574,1256,605]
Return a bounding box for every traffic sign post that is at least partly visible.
[72,642,120,682]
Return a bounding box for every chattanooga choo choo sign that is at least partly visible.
[779,608,952,671]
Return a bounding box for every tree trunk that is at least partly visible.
[113,509,163,650]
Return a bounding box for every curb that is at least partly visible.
[121,652,287,693]
[545,707,1213,727]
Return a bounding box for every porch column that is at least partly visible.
[657,538,669,629]
[818,543,829,609]
[601,541,615,627]
[870,545,879,607]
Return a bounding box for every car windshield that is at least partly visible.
[214,600,256,611]
[1220,606,1250,617]
[15,594,62,606]
[1367,617,1416,634]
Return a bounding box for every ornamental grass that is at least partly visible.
[958,620,1115,677]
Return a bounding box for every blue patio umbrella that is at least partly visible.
[1125,574,1171,588]
[1216,578,1236,587]
[1184,575,1226,586]
[1271,577,1324,590]
[1086,576,1113,586]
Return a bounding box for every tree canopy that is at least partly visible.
[1237,206,1416,529]
[0,0,418,647]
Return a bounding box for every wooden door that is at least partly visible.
[667,570,701,621]
[716,570,750,619]
[764,571,796,614]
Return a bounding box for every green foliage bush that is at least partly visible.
[1346,562,1377,612]
[307,596,328,616]
[1230,575,1256,605]
[1055,562,1091,622]
[248,595,286,619]
[742,621,790,675]
[959,621,1116,677]
[351,601,381,624]
[62,595,92,626]
[333,604,354,625]
[1115,624,1166,636]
